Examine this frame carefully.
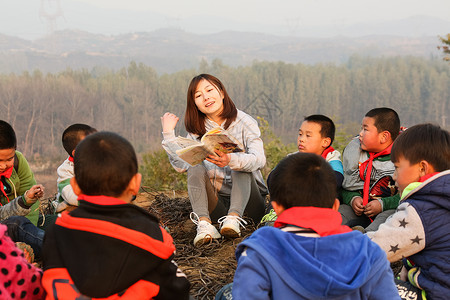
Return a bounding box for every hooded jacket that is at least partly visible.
[232,207,399,299]
[42,195,190,300]
[367,170,450,300]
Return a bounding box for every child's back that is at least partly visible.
[232,153,398,299]
[43,131,190,299]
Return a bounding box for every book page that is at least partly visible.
[176,136,201,148]
[176,145,210,166]
[202,134,244,155]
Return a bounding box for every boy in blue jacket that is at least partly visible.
[231,152,398,299]
[367,124,450,300]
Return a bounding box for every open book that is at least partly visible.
[175,127,244,166]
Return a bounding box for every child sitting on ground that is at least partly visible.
[297,114,343,188]
[54,123,96,213]
[340,107,400,232]
[261,114,343,224]
[42,131,191,299]
[0,120,44,226]
[367,123,450,300]
[227,153,398,299]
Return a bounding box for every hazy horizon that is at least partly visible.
[1,0,450,40]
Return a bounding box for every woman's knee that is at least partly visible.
[187,164,208,183]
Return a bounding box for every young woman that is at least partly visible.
[161,74,267,246]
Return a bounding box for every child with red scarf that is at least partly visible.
[296,114,344,189]
[367,124,450,300]
[42,132,191,299]
[339,107,401,232]
[224,153,398,299]
[0,120,44,225]
[0,120,45,259]
[54,124,96,213]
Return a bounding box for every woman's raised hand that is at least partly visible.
[161,112,179,132]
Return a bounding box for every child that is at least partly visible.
[42,132,191,299]
[0,120,44,226]
[340,107,400,231]
[367,124,450,300]
[297,114,343,189]
[261,114,344,224]
[161,74,267,246]
[230,153,398,299]
[0,223,44,299]
[54,123,97,213]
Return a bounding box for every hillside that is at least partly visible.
[0,28,442,74]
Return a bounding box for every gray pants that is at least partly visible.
[187,164,265,223]
[339,203,395,232]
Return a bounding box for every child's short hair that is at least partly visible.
[391,123,450,172]
[74,131,138,197]
[0,120,17,150]
[267,152,336,209]
[365,107,400,141]
[62,124,97,156]
[304,114,335,145]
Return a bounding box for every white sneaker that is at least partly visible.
[218,215,247,238]
[190,212,221,246]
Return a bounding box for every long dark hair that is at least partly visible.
[184,74,237,136]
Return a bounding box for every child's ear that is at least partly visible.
[70,177,82,196]
[322,137,331,149]
[331,199,340,211]
[128,173,142,196]
[71,150,75,157]
[380,131,391,144]
[419,160,436,176]
[271,201,285,216]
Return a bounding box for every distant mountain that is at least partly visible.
[0,28,444,74]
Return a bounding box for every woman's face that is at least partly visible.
[194,79,224,123]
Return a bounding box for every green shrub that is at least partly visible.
[258,117,297,179]
[140,149,187,191]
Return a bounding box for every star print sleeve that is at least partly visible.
[366,202,425,262]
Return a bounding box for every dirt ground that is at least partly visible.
[133,191,258,299]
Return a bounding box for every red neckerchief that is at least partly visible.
[419,172,439,182]
[78,194,128,206]
[68,156,74,162]
[358,144,393,206]
[321,146,334,160]
[274,206,351,237]
[0,166,14,203]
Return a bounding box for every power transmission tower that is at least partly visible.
[39,0,64,36]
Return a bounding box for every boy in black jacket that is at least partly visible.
[42,131,191,299]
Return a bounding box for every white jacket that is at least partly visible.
[162,110,268,196]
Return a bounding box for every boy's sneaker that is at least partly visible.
[190,212,221,246]
[218,215,247,238]
[260,209,277,226]
[15,242,35,264]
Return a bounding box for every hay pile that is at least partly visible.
[141,192,258,299]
